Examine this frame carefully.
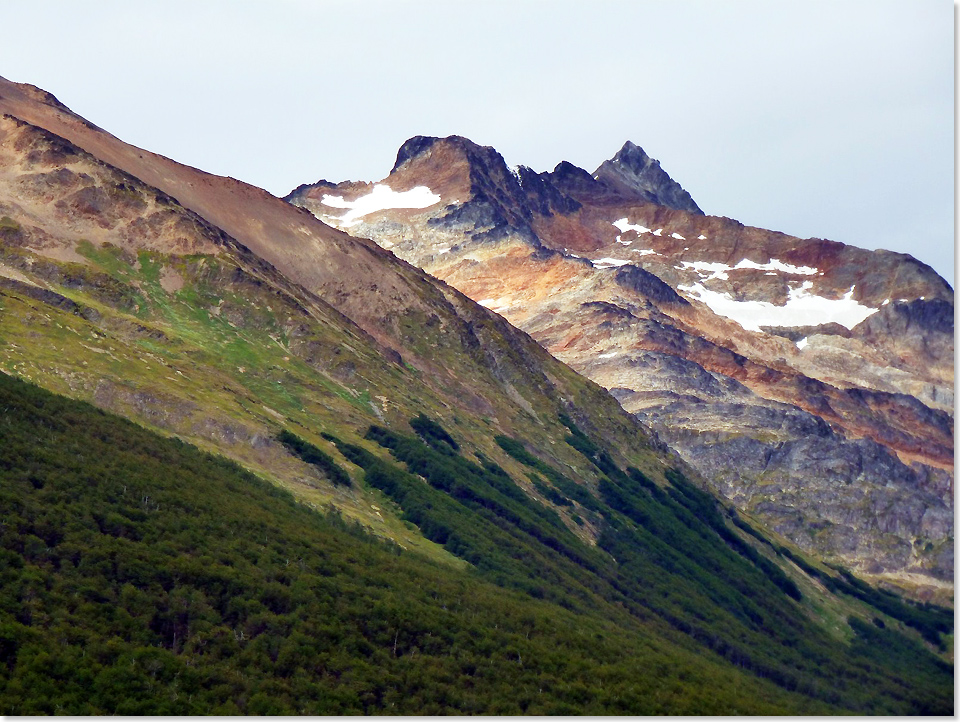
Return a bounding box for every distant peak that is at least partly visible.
[393,135,442,172]
[389,135,701,215]
[611,140,652,167]
[607,143,676,187]
[551,160,596,183]
[594,141,702,214]
[392,134,488,173]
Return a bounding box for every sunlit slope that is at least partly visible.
[0,80,951,714]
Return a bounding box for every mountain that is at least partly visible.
[593,140,703,213]
[286,135,954,602]
[0,78,952,714]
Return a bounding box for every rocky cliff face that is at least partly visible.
[287,135,954,601]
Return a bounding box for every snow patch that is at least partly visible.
[795,337,808,350]
[598,351,618,359]
[594,257,632,269]
[631,249,658,256]
[478,297,513,312]
[680,260,732,280]
[678,282,878,332]
[652,228,663,236]
[733,258,819,275]
[671,232,686,240]
[612,218,652,235]
[677,258,819,282]
[321,184,441,227]
[697,234,707,240]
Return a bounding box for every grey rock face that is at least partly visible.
[593,141,703,214]
[613,266,689,307]
[853,298,953,367]
[394,135,543,244]
[516,165,582,216]
[392,135,443,172]
[618,350,953,580]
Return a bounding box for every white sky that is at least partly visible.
[0,0,953,285]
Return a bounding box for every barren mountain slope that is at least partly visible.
[288,135,953,599]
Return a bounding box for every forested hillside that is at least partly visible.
[0,373,951,714]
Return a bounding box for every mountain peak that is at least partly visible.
[615,139,643,157]
[611,140,658,172]
[393,135,442,172]
[392,134,491,173]
[391,135,701,215]
[594,141,703,214]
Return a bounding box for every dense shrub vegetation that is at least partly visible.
[467,421,951,713]
[0,374,951,714]
[0,373,827,714]
[776,545,952,647]
[494,434,600,511]
[409,413,460,452]
[277,429,351,487]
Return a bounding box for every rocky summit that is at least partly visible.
[287,135,954,602]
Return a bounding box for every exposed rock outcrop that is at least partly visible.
[593,141,703,213]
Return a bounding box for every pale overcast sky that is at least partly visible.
[0,0,953,284]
